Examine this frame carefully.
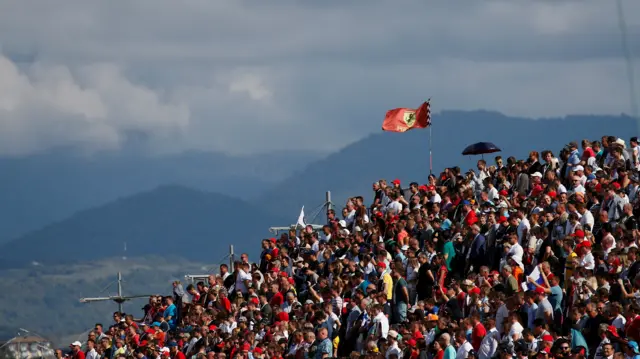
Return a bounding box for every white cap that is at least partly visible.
[388,330,399,340]
[338,220,347,227]
[572,165,584,172]
[531,172,542,178]
[71,341,82,347]
[401,245,409,251]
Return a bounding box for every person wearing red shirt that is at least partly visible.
[70,341,85,359]
[269,283,284,307]
[470,313,486,351]
[168,342,185,359]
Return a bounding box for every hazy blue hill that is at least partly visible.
[0,149,324,243]
[0,185,289,268]
[256,111,637,216]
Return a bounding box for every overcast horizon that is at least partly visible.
[1,0,639,156]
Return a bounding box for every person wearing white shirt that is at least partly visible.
[455,330,474,359]
[516,214,530,246]
[385,330,402,359]
[479,320,500,359]
[369,306,389,340]
[386,194,403,214]
[85,341,99,359]
[235,264,252,295]
[577,203,595,231]
[495,302,510,334]
[507,235,524,268]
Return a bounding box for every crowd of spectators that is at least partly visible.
[65,135,640,359]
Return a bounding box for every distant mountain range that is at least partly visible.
[0,149,325,243]
[256,111,637,216]
[0,185,289,268]
[1,110,636,267]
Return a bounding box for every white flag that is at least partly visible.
[297,206,306,227]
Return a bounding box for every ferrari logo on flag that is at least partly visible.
[382,101,431,133]
[403,111,417,128]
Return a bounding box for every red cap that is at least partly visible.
[377,262,386,269]
[242,343,251,351]
[607,325,619,337]
[499,190,508,196]
[469,287,481,295]
[253,347,263,355]
[271,267,280,272]
[270,237,277,243]
[571,229,585,239]
[578,241,592,249]
[250,297,259,305]
[542,335,554,342]
[277,312,289,322]
[535,287,546,294]
[498,216,508,224]
[279,271,288,278]
[613,182,621,190]
[288,277,295,285]
[392,179,401,185]
[547,191,556,198]
[418,185,428,192]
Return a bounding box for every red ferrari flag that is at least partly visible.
[381,101,431,133]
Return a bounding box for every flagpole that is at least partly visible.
[427,98,432,175]
[429,125,433,176]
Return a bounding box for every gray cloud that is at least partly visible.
[0,0,638,155]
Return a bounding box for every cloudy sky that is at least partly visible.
[0,0,639,156]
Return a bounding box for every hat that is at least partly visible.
[542,335,554,342]
[151,322,161,327]
[427,314,439,321]
[388,330,399,340]
[497,216,508,224]
[462,200,471,206]
[531,172,542,178]
[338,220,347,228]
[572,165,584,172]
[571,230,585,239]
[269,237,277,243]
[547,191,556,198]
[401,245,409,251]
[305,299,314,305]
[71,341,82,347]
[209,325,218,331]
[535,287,546,294]
[167,342,178,348]
[469,287,481,295]
[377,262,386,269]
[627,341,640,354]
[607,325,619,337]
[567,141,578,149]
[392,179,401,185]
[253,347,263,355]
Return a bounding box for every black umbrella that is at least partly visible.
[462,142,501,157]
